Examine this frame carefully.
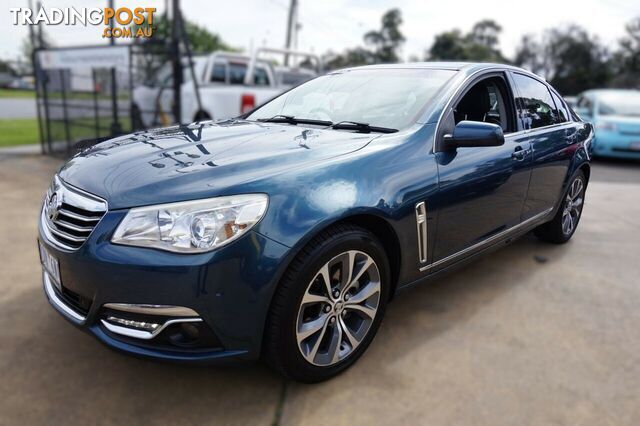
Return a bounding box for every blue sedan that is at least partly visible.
[575,89,640,159]
[39,62,593,382]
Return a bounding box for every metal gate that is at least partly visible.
[34,45,133,156]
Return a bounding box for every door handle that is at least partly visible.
[511,146,527,161]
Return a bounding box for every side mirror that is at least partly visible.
[443,120,505,149]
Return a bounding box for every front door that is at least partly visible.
[431,74,531,268]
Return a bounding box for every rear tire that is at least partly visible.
[534,170,586,244]
[264,224,390,383]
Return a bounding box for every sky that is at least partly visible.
[2,0,640,63]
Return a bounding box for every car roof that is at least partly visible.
[582,88,640,97]
[336,62,533,75]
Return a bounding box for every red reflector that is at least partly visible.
[241,94,255,114]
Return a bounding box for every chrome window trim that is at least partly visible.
[100,317,203,340]
[432,67,579,153]
[419,207,553,272]
[43,271,86,323]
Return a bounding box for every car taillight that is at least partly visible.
[241,94,255,114]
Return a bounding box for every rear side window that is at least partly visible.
[229,63,247,85]
[550,91,570,123]
[210,62,226,83]
[512,73,560,129]
[254,67,270,86]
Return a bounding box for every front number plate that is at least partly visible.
[629,142,640,151]
[39,241,61,291]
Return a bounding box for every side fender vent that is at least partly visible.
[415,201,427,263]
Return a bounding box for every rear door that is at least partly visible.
[510,72,579,220]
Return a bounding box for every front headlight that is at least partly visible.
[112,194,268,253]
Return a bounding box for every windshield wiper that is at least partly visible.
[258,115,332,126]
[330,121,398,134]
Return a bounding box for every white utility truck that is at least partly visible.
[132,48,322,127]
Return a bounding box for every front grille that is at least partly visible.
[42,176,107,250]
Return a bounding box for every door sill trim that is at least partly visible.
[419,207,553,272]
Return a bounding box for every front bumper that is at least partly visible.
[39,208,290,363]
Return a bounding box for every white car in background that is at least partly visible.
[132,48,321,128]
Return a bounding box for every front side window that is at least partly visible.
[247,69,457,130]
[512,73,560,129]
[454,78,512,133]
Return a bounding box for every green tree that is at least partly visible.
[611,17,640,88]
[514,34,546,75]
[364,9,406,63]
[514,25,611,95]
[324,47,373,70]
[324,8,405,70]
[428,30,467,60]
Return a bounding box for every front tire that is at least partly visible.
[264,224,390,382]
[534,170,586,244]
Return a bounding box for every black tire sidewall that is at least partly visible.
[273,228,390,382]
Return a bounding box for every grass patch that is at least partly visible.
[0,118,40,147]
[0,116,134,148]
[0,88,35,99]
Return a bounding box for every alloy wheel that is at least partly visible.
[296,250,381,366]
[562,177,584,236]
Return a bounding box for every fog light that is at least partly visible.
[106,316,160,332]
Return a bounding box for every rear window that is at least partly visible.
[550,91,570,123]
[512,73,561,129]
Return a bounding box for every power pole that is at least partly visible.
[284,0,298,66]
[171,0,183,124]
[108,0,121,135]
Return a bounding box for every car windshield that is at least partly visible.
[598,91,640,117]
[247,68,457,130]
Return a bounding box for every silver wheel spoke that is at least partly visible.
[572,197,583,209]
[345,303,377,319]
[296,250,381,367]
[346,280,380,305]
[301,291,330,305]
[334,251,355,293]
[306,319,330,363]
[329,322,343,363]
[562,213,571,234]
[297,314,329,343]
[343,257,374,295]
[339,316,360,349]
[571,180,583,199]
[318,263,332,298]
